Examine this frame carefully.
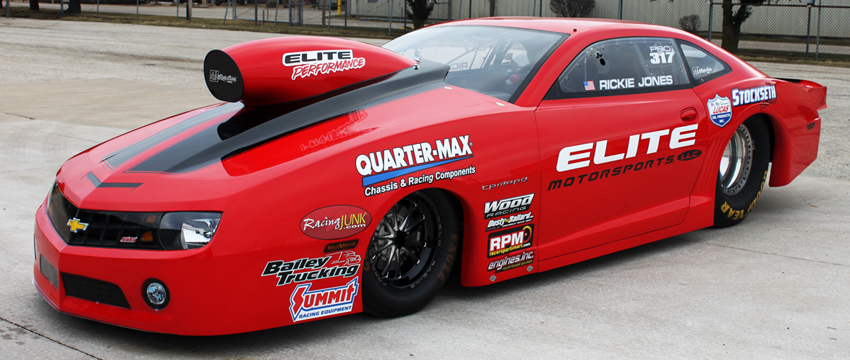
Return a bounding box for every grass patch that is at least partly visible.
[5,7,413,39]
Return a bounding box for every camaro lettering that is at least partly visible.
[732,85,777,107]
[556,124,698,172]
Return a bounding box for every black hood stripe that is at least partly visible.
[86,172,142,188]
[127,60,450,174]
[102,103,242,169]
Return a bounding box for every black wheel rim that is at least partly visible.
[367,194,439,289]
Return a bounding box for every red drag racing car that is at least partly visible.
[33,18,826,335]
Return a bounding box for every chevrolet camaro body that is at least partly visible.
[33,18,826,335]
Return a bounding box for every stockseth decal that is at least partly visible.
[732,85,777,107]
[301,205,371,240]
[262,251,361,286]
[357,136,475,196]
[486,211,533,232]
[208,70,238,84]
[548,149,700,191]
[556,125,698,172]
[484,193,534,219]
[707,95,733,127]
[488,250,534,272]
[282,49,366,80]
[482,177,528,191]
[289,277,359,322]
[488,225,534,258]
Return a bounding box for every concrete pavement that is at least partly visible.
[0,18,848,359]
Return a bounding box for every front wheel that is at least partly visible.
[362,189,460,318]
[713,117,771,228]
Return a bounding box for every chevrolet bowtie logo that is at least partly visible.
[67,218,89,233]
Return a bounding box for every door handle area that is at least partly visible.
[680,107,698,122]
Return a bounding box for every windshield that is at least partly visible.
[384,26,565,102]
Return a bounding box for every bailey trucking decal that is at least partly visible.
[707,95,733,127]
[487,225,534,258]
[289,277,359,322]
[262,251,361,286]
[208,70,238,84]
[486,211,533,232]
[488,250,534,273]
[482,176,528,191]
[357,135,475,197]
[282,50,366,80]
[732,85,776,107]
[484,193,534,219]
[556,124,698,173]
[301,205,371,240]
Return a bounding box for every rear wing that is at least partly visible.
[776,78,827,111]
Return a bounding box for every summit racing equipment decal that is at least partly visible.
[486,211,533,232]
[301,205,371,240]
[488,250,534,273]
[732,85,776,107]
[548,149,700,191]
[262,251,361,286]
[290,277,359,322]
[484,194,534,219]
[707,95,733,127]
[282,49,366,80]
[488,225,534,258]
[556,124,698,172]
[357,136,475,196]
[208,70,237,84]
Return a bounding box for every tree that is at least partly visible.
[405,0,435,29]
[550,0,595,18]
[30,0,39,11]
[66,0,82,14]
[488,0,496,16]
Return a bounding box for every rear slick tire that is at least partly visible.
[713,117,771,228]
[362,189,460,318]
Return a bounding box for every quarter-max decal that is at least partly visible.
[301,205,371,240]
[356,135,473,187]
[289,277,359,322]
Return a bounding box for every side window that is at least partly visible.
[548,37,690,99]
[679,42,731,84]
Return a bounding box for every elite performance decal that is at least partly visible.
[262,251,361,286]
[282,50,366,80]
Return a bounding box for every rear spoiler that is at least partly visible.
[776,78,827,111]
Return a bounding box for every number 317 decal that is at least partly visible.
[649,45,675,64]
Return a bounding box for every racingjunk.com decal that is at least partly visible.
[290,277,359,322]
[301,205,371,240]
[357,135,475,197]
[262,251,361,286]
[282,49,366,80]
[488,250,534,273]
[488,224,534,258]
[707,95,732,127]
[732,85,776,107]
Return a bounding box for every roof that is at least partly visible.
[433,17,683,36]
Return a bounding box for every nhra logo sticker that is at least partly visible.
[486,211,533,232]
[488,250,534,273]
[301,205,371,240]
[262,251,361,286]
[208,70,237,84]
[488,225,534,258]
[707,94,733,127]
[290,277,359,322]
[282,49,366,80]
[484,194,534,219]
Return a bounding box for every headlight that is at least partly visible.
[159,212,222,250]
